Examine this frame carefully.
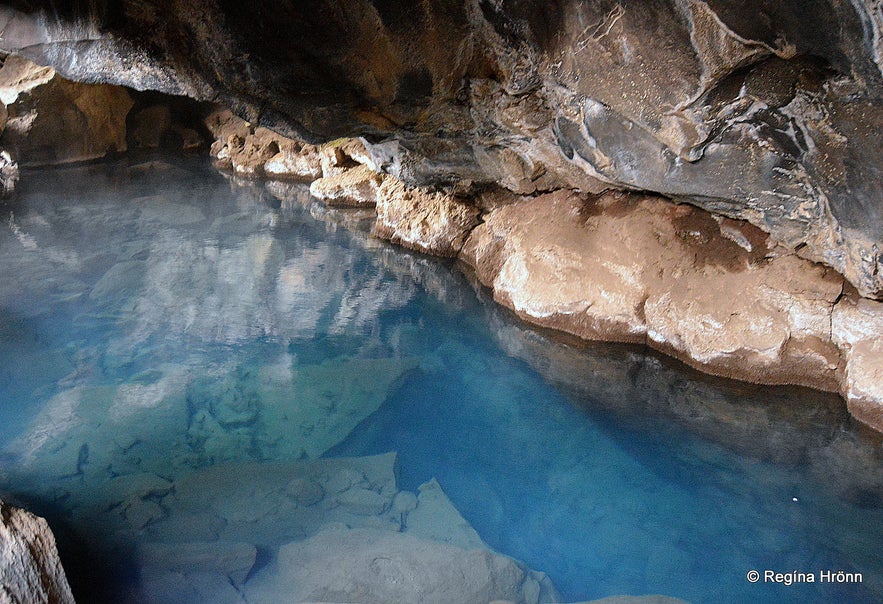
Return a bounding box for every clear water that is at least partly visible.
[1,156,881,603]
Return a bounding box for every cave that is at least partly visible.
[0,2,882,603]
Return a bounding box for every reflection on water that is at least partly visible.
[0,157,881,603]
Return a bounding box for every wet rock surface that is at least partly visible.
[460,188,883,431]
[1,1,881,297]
[0,499,75,604]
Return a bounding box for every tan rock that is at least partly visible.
[0,55,55,106]
[832,296,883,431]
[318,138,375,177]
[264,141,322,180]
[1,72,133,165]
[373,177,480,257]
[461,190,845,390]
[644,253,843,390]
[309,164,384,207]
[0,500,75,604]
[205,108,321,179]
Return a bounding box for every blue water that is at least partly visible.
[0,156,881,603]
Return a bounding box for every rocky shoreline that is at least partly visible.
[1,54,880,433]
[204,109,883,435]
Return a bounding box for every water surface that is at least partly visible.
[1,157,881,603]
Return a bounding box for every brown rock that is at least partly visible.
[309,164,384,207]
[319,138,377,177]
[1,67,133,166]
[0,500,75,604]
[129,104,173,149]
[373,177,480,257]
[0,56,54,106]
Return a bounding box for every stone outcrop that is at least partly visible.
[0,151,17,196]
[1,1,881,298]
[832,297,883,430]
[0,499,75,604]
[460,189,883,431]
[310,164,384,207]
[205,109,321,179]
[0,56,133,166]
[373,177,480,257]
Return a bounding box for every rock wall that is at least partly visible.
[0,499,75,604]
[1,1,881,298]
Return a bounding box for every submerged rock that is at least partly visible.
[0,499,75,604]
[245,526,558,604]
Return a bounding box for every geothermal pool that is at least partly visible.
[0,157,881,603]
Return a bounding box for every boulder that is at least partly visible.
[205,108,321,179]
[0,499,75,604]
[832,296,883,431]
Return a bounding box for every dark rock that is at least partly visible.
[0,1,880,296]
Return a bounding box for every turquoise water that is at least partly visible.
[0,157,881,603]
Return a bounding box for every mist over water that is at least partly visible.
[1,156,881,603]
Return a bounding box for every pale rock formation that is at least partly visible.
[832,297,883,430]
[309,164,385,207]
[0,500,74,604]
[0,150,17,196]
[0,55,54,106]
[374,177,480,257]
[460,189,883,429]
[205,109,321,179]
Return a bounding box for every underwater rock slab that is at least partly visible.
[0,499,75,604]
[405,478,486,550]
[244,526,558,604]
